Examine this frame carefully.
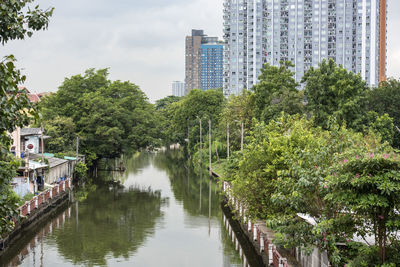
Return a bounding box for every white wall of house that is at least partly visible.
[46,163,69,184]
[25,136,40,154]
[10,127,21,158]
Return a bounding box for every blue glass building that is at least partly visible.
[200,43,224,91]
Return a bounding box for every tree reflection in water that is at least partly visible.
[49,179,167,266]
[1,151,253,267]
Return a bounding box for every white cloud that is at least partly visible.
[1,0,223,102]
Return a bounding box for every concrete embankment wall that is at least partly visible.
[0,178,73,256]
[216,170,330,267]
[221,202,266,267]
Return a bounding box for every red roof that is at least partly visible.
[28,94,41,103]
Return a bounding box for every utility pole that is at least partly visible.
[209,119,212,177]
[199,118,202,166]
[187,121,190,158]
[227,123,230,159]
[241,122,244,152]
[26,150,30,194]
[41,122,44,162]
[396,125,400,134]
[76,136,79,160]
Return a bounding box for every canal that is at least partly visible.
[0,151,264,267]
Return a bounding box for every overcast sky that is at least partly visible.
[1,0,400,102]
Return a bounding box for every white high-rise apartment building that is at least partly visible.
[223,0,387,96]
[172,81,186,97]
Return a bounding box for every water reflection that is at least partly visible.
[51,182,166,266]
[1,151,261,267]
[4,207,73,267]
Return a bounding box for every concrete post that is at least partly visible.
[268,244,273,265]
[227,122,230,159]
[241,122,244,152]
[209,119,212,177]
[260,235,264,252]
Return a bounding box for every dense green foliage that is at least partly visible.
[74,162,88,181]
[39,69,160,158]
[155,95,183,147]
[303,59,368,131]
[0,0,53,238]
[158,59,400,266]
[225,115,400,265]
[157,89,225,155]
[368,79,400,148]
[217,90,255,152]
[252,61,304,122]
[44,116,76,153]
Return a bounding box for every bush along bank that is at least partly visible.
[211,115,400,267]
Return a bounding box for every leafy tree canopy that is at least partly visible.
[252,61,304,122]
[0,0,53,237]
[155,95,182,111]
[227,114,397,265]
[303,59,368,131]
[170,89,225,153]
[39,69,160,158]
[368,79,400,148]
[218,89,255,152]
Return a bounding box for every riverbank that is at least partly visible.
[212,163,333,267]
[221,179,300,267]
[210,166,305,267]
[0,178,73,256]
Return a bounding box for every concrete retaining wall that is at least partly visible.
[0,178,73,254]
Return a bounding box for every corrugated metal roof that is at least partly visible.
[20,128,42,136]
[30,154,68,168]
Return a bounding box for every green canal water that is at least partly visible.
[1,151,264,267]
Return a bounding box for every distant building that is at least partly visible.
[18,86,52,103]
[223,0,388,96]
[172,81,186,97]
[201,43,224,90]
[185,29,224,94]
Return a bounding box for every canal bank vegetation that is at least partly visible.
[0,0,53,239]
[159,60,400,266]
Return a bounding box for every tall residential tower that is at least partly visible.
[185,30,224,94]
[223,0,387,96]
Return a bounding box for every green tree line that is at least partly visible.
[156,59,400,266]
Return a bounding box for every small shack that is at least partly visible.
[30,154,76,184]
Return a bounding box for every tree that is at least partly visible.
[326,146,400,263]
[218,89,255,152]
[252,61,304,123]
[155,95,182,111]
[155,96,183,147]
[303,59,368,131]
[226,114,395,265]
[0,0,53,238]
[43,116,76,153]
[39,70,160,159]
[170,89,225,153]
[365,112,395,146]
[368,79,400,148]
